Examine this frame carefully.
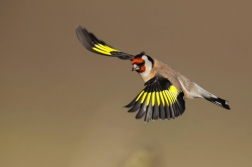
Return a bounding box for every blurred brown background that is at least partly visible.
[0,0,251,167]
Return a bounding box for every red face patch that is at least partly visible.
[131,58,144,64]
[139,65,146,73]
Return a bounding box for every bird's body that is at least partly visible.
[152,58,207,99]
[76,25,230,122]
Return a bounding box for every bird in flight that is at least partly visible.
[76,25,230,122]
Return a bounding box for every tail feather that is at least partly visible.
[205,97,230,110]
[190,83,231,110]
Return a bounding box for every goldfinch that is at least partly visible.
[76,25,230,122]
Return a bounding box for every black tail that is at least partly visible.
[205,97,230,110]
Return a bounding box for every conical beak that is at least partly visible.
[132,64,140,71]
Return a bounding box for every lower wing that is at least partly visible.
[125,76,186,122]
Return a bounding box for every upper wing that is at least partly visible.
[76,25,133,60]
[125,76,185,122]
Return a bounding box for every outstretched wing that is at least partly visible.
[125,76,185,122]
[76,25,133,60]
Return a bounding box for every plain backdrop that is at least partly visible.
[0,0,251,167]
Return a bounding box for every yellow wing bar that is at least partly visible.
[135,86,178,107]
[76,26,133,60]
[125,76,185,122]
[92,44,119,55]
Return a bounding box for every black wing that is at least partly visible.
[125,76,186,122]
[76,25,133,60]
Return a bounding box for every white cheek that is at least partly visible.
[139,55,153,79]
[140,63,152,78]
[140,70,149,78]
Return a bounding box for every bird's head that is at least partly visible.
[131,52,154,74]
